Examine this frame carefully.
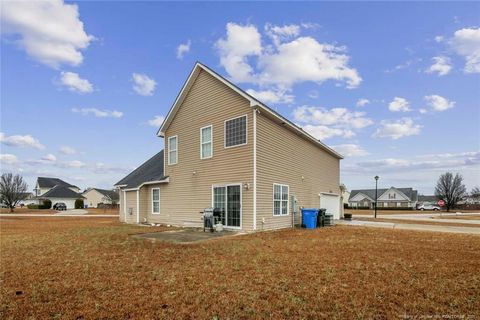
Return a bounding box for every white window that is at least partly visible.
[273,184,289,216]
[200,125,212,159]
[152,188,160,214]
[168,135,177,165]
[225,115,247,148]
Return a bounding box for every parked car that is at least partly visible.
[53,202,67,211]
[418,204,441,211]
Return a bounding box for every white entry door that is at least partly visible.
[320,193,341,219]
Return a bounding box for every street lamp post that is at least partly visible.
[374,175,379,219]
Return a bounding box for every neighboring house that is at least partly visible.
[33,177,84,209]
[34,177,81,196]
[82,188,119,208]
[349,187,418,209]
[115,62,343,231]
[17,193,36,207]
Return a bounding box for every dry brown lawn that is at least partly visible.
[1,217,479,319]
[355,217,480,228]
[0,208,57,214]
[86,207,119,215]
[434,215,480,221]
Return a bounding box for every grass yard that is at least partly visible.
[434,215,480,221]
[354,217,480,228]
[1,217,479,319]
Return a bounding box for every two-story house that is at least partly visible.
[34,177,84,209]
[115,62,343,232]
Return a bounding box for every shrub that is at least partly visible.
[75,199,84,209]
[27,204,40,209]
[344,213,352,220]
[43,199,52,209]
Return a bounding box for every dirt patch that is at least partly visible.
[1,217,479,319]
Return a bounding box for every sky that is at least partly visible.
[1,1,479,194]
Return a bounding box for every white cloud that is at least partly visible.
[424,94,455,112]
[71,108,123,118]
[388,97,411,112]
[215,22,361,92]
[356,98,370,107]
[59,71,93,93]
[60,146,76,155]
[246,88,294,104]
[331,144,369,157]
[132,73,157,96]
[293,106,372,140]
[265,23,301,46]
[293,106,373,129]
[1,0,94,68]
[373,118,421,139]
[426,56,452,76]
[176,40,191,59]
[0,132,45,149]
[0,154,18,164]
[419,108,428,114]
[215,23,262,83]
[41,154,56,162]
[435,35,444,43]
[302,125,354,140]
[63,160,86,168]
[147,115,165,127]
[450,27,480,73]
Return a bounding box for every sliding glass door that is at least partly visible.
[213,184,241,228]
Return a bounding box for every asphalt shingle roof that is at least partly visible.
[349,188,418,202]
[92,188,119,201]
[37,177,77,189]
[40,186,85,199]
[115,150,165,189]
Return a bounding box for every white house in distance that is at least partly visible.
[34,177,84,209]
[348,187,418,209]
[82,188,119,208]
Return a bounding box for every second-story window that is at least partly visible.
[200,125,212,159]
[225,115,247,148]
[168,135,177,165]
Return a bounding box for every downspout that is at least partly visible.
[123,190,127,222]
[253,107,257,231]
[136,189,140,224]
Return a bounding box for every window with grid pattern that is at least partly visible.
[273,184,289,216]
[168,136,177,165]
[152,189,160,214]
[225,115,246,148]
[201,126,212,159]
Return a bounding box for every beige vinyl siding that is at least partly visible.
[156,69,254,230]
[118,191,125,222]
[82,189,109,208]
[256,112,340,230]
[124,191,137,223]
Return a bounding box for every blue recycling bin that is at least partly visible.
[301,208,318,229]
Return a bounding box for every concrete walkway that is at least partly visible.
[354,212,480,225]
[338,219,480,235]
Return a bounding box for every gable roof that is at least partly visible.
[40,185,85,199]
[114,150,166,189]
[349,187,418,202]
[157,62,343,159]
[37,177,77,189]
[85,188,119,201]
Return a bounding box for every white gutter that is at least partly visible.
[253,108,257,230]
[136,190,140,224]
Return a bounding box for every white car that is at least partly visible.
[418,204,441,211]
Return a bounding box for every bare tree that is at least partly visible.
[435,172,467,212]
[471,186,480,202]
[0,173,29,212]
